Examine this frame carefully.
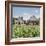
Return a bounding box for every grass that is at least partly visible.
[12,24,40,38]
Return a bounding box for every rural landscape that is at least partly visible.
[12,7,40,38]
[12,15,40,38]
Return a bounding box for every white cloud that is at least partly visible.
[35,10,38,13]
[23,13,32,20]
[23,13,28,15]
[13,13,40,20]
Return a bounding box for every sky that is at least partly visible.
[12,6,40,20]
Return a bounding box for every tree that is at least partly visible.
[13,18,15,24]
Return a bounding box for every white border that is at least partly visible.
[9,3,43,42]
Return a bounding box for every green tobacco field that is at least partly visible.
[12,24,40,38]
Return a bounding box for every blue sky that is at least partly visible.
[12,7,40,20]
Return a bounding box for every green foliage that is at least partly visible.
[12,24,40,38]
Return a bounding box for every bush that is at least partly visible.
[12,24,40,38]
